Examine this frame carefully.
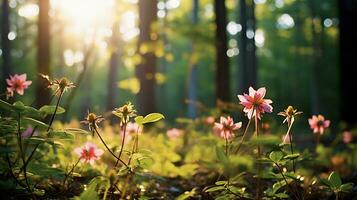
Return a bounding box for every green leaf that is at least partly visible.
[320,178,331,187]
[273,180,287,193]
[215,181,228,186]
[24,137,47,145]
[275,193,289,198]
[49,131,75,140]
[134,116,144,124]
[24,137,63,147]
[64,128,90,135]
[204,186,225,192]
[12,101,26,112]
[141,113,165,124]
[0,99,14,111]
[129,153,154,169]
[74,182,100,200]
[269,151,284,163]
[39,105,66,115]
[215,146,229,166]
[21,106,41,118]
[22,117,49,130]
[283,153,300,160]
[340,183,353,192]
[27,164,64,179]
[33,189,45,196]
[176,188,197,200]
[230,172,247,182]
[328,171,342,189]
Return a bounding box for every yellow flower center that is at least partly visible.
[87,113,97,123]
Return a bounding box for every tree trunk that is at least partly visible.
[187,0,199,118]
[36,0,51,107]
[1,0,12,96]
[246,0,257,88]
[214,0,230,102]
[339,0,357,125]
[237,0,256,93]
[237,0,247,94]
[136,0,157,115]
[309,0,321,114]
[107,21,120,112]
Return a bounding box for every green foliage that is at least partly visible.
[321,171,354,195]
[74,183,100,200]
[215,146,229,166]
[22,117,49,130]
[39,105,66,115]
[135,113,165,125]
[176,188,197,200]
[269,151,284,163]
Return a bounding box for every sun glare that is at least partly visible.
[51,0,115,35]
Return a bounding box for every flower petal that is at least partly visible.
[248,87,256,97]
[256,87,266,98]
[18,74,27,81]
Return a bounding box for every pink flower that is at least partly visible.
[308,115,330,135]
[204,116,215,125]
[166,128,184,139]
[126,122,141,135]
[120,131,132,144]
[237,87,273,119]
[282,134,292,144]
[343,131,352,144]
[214,116,242,140]
[21,126,39,138]
[6,74,32,96]
[74,142,104,165]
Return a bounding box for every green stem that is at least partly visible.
[255,113,261,200]
[235,109,255,154]
[134,126,140,152]
[47,91,63,133]
[19,92,64,175]
[225,137,228,156]
[115,121,127,167]
[6,153,27,188]
[94,127,128,168]
[273,161,300,200]
[17,113,35,199]
[287,120,296,173]
[255,114,260,157]
[63,158,80,188]
[226,185,242,197]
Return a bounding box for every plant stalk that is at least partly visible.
[62,158,80,188]
[94,127,128,168]
[235,109,255,154]
[115,121,127,167]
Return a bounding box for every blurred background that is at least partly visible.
[0,0,356,130]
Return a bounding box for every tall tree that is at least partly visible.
[187,0,199,118]
[214,0,230,102]
[1,0,12,95]
[339,0,357,125]
[309,0,321,114]
[237,0,247,94]
[136,0,157,114]
[107,20,120,112]
[246,0,257,88]
[36,0,51,107]
[237,0,257,93]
